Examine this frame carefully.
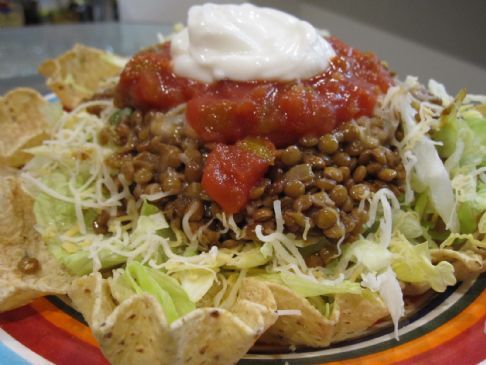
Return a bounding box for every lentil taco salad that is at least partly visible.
[1,3,485,365]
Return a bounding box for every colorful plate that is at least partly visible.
[1,274,484,365]
[1,95,485,364]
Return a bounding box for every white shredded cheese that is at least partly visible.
[275,309,302,316]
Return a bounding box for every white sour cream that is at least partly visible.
[170,3,336,83]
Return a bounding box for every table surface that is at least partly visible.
[1,19,486,95]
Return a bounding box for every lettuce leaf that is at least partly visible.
[33,171,78,231]
[48,243,125,276]
[389,233,456,292]
[120,262,195,323]
[307,296,333,318]
[257,272,362,297]
[173,269,215,303]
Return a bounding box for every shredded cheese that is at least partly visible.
[275,309,302,316]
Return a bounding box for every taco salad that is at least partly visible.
[0,3,485,365]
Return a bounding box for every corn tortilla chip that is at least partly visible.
[69,274,277,365]
[332,292,388,342]
[0,169,72,312]
[0,88,60,167]
[431,248,485,281]
[259,282,338,347]
[259,283,388,347]
[39,44,127,109]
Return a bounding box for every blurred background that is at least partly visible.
[1,0,486,94]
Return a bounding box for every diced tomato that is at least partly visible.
[202,139,275,213]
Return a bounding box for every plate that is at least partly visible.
[1,95,485,365]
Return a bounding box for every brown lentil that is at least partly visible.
[144,183,163,196]
[293,195,313,211]
[324,223,346,239]
[342,123,361,142]
[353,165,367,182]
[339,166,351,180]
[221,239,239,248]
[370,147,387,164]
[253,208,274,222]
[280,146,302,165]
[306,254,324,268]
[333,152,352,167]
[314,207,338,229]
[330,185,348,206]
[184,161,202,182]
[349,184,370,201]
[318,134,339,154]
[17,257,40,274]
[249,184,266,200]
[366,162,382,175]
[134,167,153,184]
[342,197,354,213]
[299,135,319,147]
[315,177,336,191]
[323,166,343,182]
[284,180,305,198]
[93,210,111,234]
[378,168,398,182]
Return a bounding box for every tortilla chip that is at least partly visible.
[431,248,485,281]
[332,292,388,342]
[258,282,338,347]
[259,283,388,346]
[402,282,431,296]
[0,169,72,312]
[69,274,277,365]
[0,88,60,167]
[39,44,127,109]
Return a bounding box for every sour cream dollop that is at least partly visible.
[170,3,336,83]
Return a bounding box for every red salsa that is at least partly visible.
[115,37,394,213]
[116,37,393,146]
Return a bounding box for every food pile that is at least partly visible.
[0,3,485,365]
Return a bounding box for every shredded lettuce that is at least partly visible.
[431,92,486,234]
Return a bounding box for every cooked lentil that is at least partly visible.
[17,257,40,274]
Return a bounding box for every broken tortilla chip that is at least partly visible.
[0,168,73,312]
[0,88,60,167]
[69,274,277,365]
[259,283,388,347]
[39,44,127,109]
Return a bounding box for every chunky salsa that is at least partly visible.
[116,37,393,147]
